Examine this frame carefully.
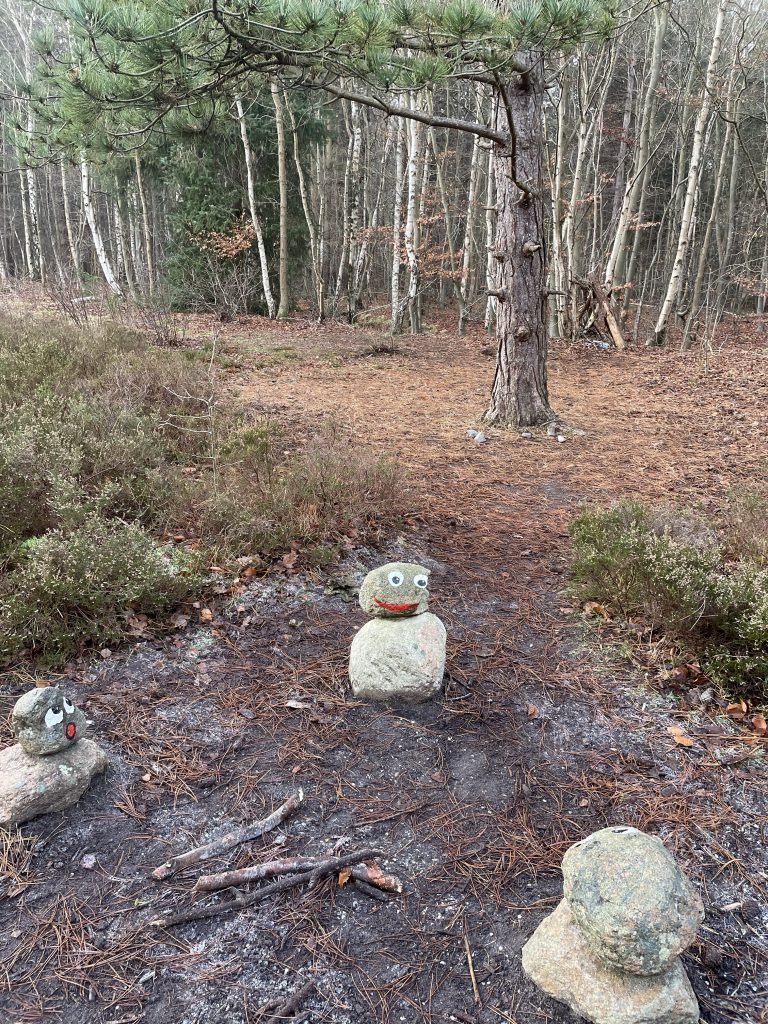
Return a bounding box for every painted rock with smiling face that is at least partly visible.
[350,562,446,701]
[12,686,88,756]
[358,562,431,618]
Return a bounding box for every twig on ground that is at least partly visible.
[152,791,304,880]
[151,848,382,929]
[195,854,403,894]
[351,861,404,893]
[264,979,315,1024]
[463,930,482,1007]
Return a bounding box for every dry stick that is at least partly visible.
[196,856,404,895]
[463,931,482,1007]
[151,791,304,881]
[264,978,315,1024]
[150,848,382,930]
[350,861,403,893]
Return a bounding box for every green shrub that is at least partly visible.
[569,500,768,697]
[0,518,201,665]
[0,313,404,666]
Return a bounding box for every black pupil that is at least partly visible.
[52,706,62,714]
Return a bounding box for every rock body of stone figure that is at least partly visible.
[522,826,704,1024]
[349,562,446,701]
[0,686,107,827]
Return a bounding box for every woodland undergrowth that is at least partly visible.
[0,313,402,666]
[569,498,768,698]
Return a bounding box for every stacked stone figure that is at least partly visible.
[522,826,704,1024]
[0,686,107,827]
[349,562,446,702]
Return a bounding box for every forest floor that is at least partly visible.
[1,311,767,1024]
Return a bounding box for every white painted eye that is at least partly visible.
[387,571,404,587]
[414,574,428,589]
[63,697,75,714]
[45,707,64,728]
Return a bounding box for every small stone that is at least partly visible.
[546,423,558,436]
[81,854,97,870]
[522,900,699,1024]
[521,431,534,439]
[474,432,487,445]
[562,826,704,975]
[349,613,446,702]
[466,428,479,438]
[556,434,566,443]
[12,687,89,756]
[358,562,431,618]
[0,740,108,827]
[99,648,112,659]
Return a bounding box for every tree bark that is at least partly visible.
[235,96,277,318]
[80,156,121,294]
[653,0,727,345]
[271,82,290,319]
[485,63,553,428]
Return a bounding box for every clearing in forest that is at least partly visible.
[0,319,766,1024]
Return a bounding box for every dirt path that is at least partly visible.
[1,322,766,1024]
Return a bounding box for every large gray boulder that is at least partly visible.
[349,612,446,701]
[522,899,699,1024]
[0,739,108,827]
[562,826,704,975]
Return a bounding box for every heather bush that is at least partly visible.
[0,519,200,664]
[569,500,768,697]
[0,313,403,665]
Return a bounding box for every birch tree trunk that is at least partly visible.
[459,128,482,334]
[133,152,154,295]
[404,108,422,334]
[284,92,323,318]
[80,156,121,294]
[391,120,405,334]
[653,0,727,345]
[271,82,290,319]
[605,4,668,292]
[235,96,276,318]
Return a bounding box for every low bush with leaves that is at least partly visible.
[0,314,403,666]
[569,499,768,697]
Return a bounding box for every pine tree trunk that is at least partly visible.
[485,62,553,428]
[404,109,422,334]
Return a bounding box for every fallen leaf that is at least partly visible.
[667,725,695,747]
[242,566,257,578]
[170,613,189,630]
[285,699,313,710]
[200,608,213,623]
[338,867,352,886]
[527,704,539,719]
[291,765,303,775]
[726,701,747,720]
[751,713,767,736]
[282,551,299,569]
[583,601,610,620]
[579,798,589,807]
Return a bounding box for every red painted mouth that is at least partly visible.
[374,598,419,613]
[66,722,76,740]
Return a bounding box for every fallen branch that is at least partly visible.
[151,791,303,881]
[150,848,381,930]
[195,854,404,895]
[351,861,403,893]
[264,978,315,1024]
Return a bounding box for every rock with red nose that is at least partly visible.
[12,686,88,756]
[350,562,446,702]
